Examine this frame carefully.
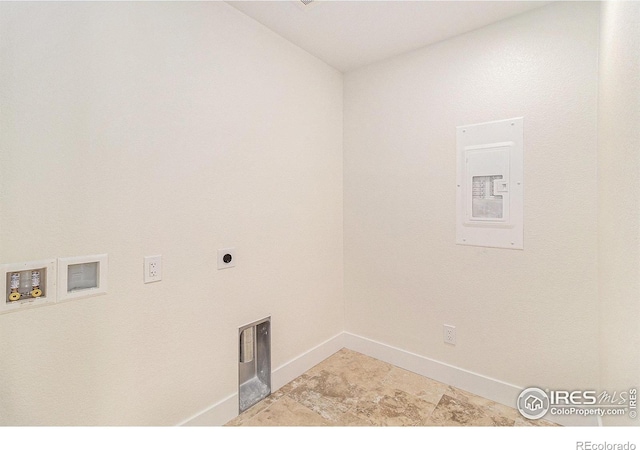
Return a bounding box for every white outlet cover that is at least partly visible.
[58,254,108,302]
[444,324,456,345]
[217,248,236,270]
[144,255,162,283]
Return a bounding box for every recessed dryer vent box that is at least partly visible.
[238,317,271,413]
[57,254,108,302]
[0,259,56,314]
[456,118,524,249]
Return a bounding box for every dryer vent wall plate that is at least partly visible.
[239,317,271,413]
[456,117,524,250]
[58,254,108,302]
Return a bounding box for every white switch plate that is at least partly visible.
[144,255,162,283]
[217,248,236,270]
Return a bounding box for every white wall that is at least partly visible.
[598,0,640,427]
[344,2,600,392]
[3,0,636,428]
[0,2,343,425]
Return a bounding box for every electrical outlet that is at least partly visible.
[217,248,236,270]
[444,324,456,345]
[144,255,162,283]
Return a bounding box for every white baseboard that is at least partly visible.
[271,332,346,392]
[178,392,238,427]
[178,332,345,426]
[343,332,599,427]
[179,331,598,427]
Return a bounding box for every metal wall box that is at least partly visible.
[238,317,271,413]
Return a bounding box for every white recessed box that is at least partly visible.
[0,259,57,314]
[57,254,108,302]
[456,117,524,249]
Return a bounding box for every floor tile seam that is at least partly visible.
[242,394,292,425]
[282,392,336,425]
[348,388,434,427]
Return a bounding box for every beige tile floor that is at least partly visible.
[226,348,560,427]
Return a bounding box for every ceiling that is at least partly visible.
[227,1,551,72]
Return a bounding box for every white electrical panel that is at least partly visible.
[57,254,108,302]
[0,259,57,314]
[456,118,523,249]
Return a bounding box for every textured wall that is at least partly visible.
[3,0,633,428]
[598,0,640,427]
[344,2,600,391]
[0,2,343,425]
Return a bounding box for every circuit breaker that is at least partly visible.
[456,118,524,249]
